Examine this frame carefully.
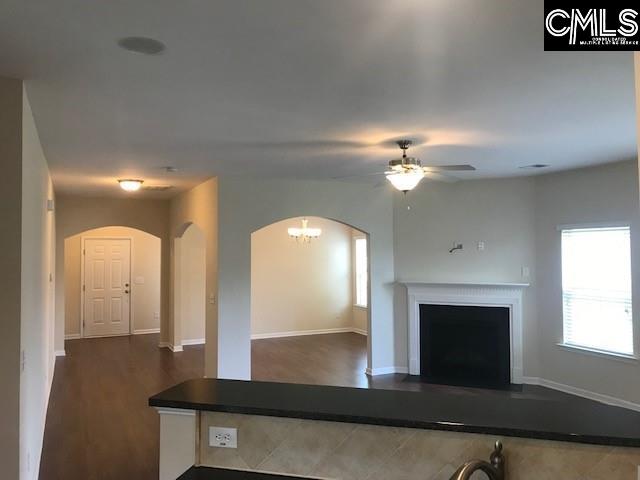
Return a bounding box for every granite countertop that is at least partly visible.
[150,378,640,447]
[177,466,304,480]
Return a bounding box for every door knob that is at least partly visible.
[125,290,129,294]
[125,283,129,287]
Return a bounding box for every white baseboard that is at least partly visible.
[182,338,205,346]
[522,376,640,412]
[54,350,66,357]
[158,341,183,352]
[64,333,81,340]
[366,366,409,376]
[133,328,160,335]
[161,343,182,352]
[251,327,367,340]
[351,328,368,336]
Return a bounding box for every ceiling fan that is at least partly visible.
[337,139,476,193]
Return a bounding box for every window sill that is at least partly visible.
[353,304,368,310]
[556,343,638,364]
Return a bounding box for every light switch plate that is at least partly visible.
[209,427,237,448]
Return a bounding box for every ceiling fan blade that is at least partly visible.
[331,171,387,180]
[423,171,461,183]
[423,164,476,172]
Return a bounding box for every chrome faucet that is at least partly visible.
[449,440,505,480]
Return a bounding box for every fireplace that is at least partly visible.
[419,304,511,388]
[405,282,527,384]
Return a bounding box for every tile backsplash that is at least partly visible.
[200,412,640,480]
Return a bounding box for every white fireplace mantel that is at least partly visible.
[402,281,529,383]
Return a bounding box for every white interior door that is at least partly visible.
[83,238,131,337]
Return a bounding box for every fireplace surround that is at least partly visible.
[404,282,528,384]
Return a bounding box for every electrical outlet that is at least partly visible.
[209,427,237,448]
[521,266,530,278]
[209,293,216,305]
[477,241,485,251]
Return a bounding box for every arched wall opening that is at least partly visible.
[250,216,370,381]
[216,176,396,381]
[172,222,206,351]
[63,226,161,339]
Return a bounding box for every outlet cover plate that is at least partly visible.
[209,426,237,448]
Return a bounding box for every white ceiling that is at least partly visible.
[0,0,637,197]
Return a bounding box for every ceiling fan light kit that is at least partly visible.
[385,140,425,193]
[386,170,424,192]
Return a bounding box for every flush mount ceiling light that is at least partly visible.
[118,179,144,192]
[117,36,166,55]
[288,218,321,242]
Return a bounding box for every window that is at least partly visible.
[561,226,633,356]
[354,237,368,307]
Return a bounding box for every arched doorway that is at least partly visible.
[64,226,161,338]
[172,223,206,351]
[250,216,370,386]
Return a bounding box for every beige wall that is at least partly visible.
[169,178,218,375]
[0,76,24,480]
[0,79,55,480]
[218,177,393,379]
[535,160,640,404]
[636,52,640,205]
[251,217,355,337]
[393,176,538,376]
[55,195,170,351]
[174,224,206,343]
[392,161,640,405]
[64,226,161,337]
[20,87,56,480]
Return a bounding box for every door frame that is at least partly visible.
[80,236,134,338]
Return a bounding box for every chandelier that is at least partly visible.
[288,218,321,242]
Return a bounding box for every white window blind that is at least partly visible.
[355,237,368,307]
[561,226,633,356]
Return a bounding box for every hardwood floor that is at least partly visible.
[39,332,370,480]
[39,331,594,480]
[39,334,204,480]
[251,332,369,387]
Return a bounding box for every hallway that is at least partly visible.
[39,334,204,480]
[39,333,370,480]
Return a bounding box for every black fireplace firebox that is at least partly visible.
[419,304,511,388]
